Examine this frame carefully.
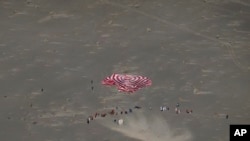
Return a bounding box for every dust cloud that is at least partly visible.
[101,113,192,141]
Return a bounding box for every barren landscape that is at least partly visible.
[0,0,250,141]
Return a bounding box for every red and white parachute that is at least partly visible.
[102,73,152,93]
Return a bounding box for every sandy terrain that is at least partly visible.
[0,0,250,141]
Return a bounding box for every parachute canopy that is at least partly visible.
[102,73,152,93]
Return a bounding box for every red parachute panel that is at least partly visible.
[102,73,152,93]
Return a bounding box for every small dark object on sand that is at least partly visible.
[175,107,179,114]
[226,115,229,119]
[91,80,93,84]
[94,113,98,118]
[160,106,163,111]
[90,116,94,120]
[30,103,33,108]
[134,106,141,109]
[114,119,117,122]
[125,111,128,114]
[120,111,123,114]
[32,121,37,125]
[109,109,115,115]
[176,103,180,107]
[91,86,94,91]
[129,109,133,112]
[101,113,107,117]
[87,118,90,124]
[41,88,44,92]
[186,109,193,114]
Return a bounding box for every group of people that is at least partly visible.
[87,80,141,124]
[87,106,140,124]
[87,102,230,125]
[159,103,193,115]
[86,103,194,125]
[159,103,229,119]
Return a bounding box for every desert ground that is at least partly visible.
[0,0,250,141]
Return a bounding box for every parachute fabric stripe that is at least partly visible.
[102,73,152,93]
